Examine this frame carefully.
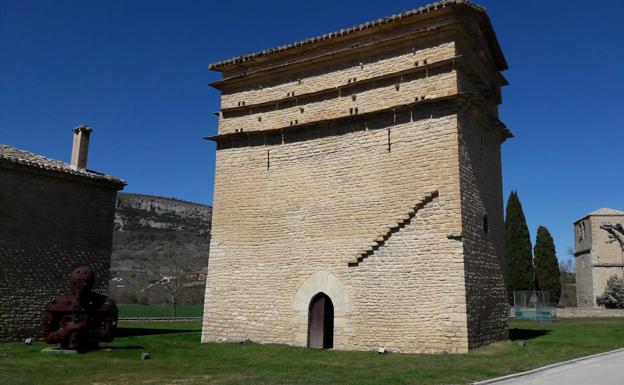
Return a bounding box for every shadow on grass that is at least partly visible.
[105,345,145,350]
[115,328,200,338]
[509,328,550,341]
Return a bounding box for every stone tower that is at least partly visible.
[202,0,511,353]
[574,208,624,308]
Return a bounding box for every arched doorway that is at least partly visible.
[308,292,334,349]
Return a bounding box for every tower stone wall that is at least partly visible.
[203,0,510,353]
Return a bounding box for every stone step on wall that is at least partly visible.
[348,190,439,266]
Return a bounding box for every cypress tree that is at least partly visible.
[534,226,561,305]
[504,191,534,304]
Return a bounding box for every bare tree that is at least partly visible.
[601,223,624,251]
[567,246,575,258]
[601,222,624,277]
[559,259,575,283]
[556,247,578,306]
[146,261,189,318]
[559,259,575,272]
[558,247,576,282]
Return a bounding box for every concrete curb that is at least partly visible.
[472,347,624,385]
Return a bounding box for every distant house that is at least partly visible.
[0,126,125,341]
[185,271,208,281]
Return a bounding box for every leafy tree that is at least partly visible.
[534,226,561,305]
[597,276,624,309]
[504,191,534,304]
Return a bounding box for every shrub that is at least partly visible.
[597,276,624,309]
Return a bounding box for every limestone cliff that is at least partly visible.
[110,192,212,304]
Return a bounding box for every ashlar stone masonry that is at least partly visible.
[202,0,511,353]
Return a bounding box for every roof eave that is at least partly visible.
[207,0,488,72]
[474,9,508,71]
[0,159,126,190]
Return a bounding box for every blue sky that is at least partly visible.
[2,0,623,262]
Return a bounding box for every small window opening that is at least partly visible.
[483,215,489,234]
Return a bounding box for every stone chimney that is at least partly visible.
[70,125,93,171]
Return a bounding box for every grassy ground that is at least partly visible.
[2,318,624,385]
[117,304,203,318]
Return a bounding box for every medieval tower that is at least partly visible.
[202,0,511,353]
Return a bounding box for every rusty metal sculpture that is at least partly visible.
[42,266,118,352]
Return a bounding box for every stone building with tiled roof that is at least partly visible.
[0,126,125,341]
[203,0,510,353]
[574,208,624,308]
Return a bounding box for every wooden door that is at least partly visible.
[308,293,334,349]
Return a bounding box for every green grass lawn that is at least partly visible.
[117,304,203,318]
[2,318,624,385]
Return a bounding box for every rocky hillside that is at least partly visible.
[110,192,212,304]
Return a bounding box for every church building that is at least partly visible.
[574,208,624,308]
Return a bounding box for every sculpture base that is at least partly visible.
[40,347,78,354]
[41,346,112,354]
